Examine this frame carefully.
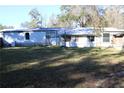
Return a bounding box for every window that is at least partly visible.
[25,33,30,40]
[88,36,94,42]
[103,33,110,42]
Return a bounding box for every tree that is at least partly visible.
[51,6,105,29]
[49,5,124,30]
[48,14,60,27]
[104,6,124,28]
[58,5,86,28]
[0,24,14,30]
[21,8,43,28]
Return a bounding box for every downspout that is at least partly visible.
[56,30,57,46]
[64,30,66,47]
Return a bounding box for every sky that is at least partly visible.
[0,5,61,28]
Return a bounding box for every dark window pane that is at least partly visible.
[88,36,94,42]
[103,33,110,42]
[25,33,30,40]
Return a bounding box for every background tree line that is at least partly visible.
[0,24,13,30]
[48,5,124,29]
[0,5,124,30]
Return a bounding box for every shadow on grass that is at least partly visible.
[0,47,124,88]
[0,47,94,69]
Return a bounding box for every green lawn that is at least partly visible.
[0,47,124,88]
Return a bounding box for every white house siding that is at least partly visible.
[65,36,95,48]
[0,32,3,38]
[94,37,101,47]
[50,37,60,46]
[76,37,89,47]
[3,31,46,46]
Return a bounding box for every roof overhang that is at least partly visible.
[113,33,124,37]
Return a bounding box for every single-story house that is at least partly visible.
[58,27,124,49]
[0,27,124,49]
[0,28,64,47]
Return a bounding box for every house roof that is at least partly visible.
[103,27,124,32]
[59,27,124,36]
[0,28,29,32]
[0,28,65,33]
[58,27,95,36]
[31,27,65,31]
[0,27,124,35]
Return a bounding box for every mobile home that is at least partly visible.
[0,28,64,47]
[0,29,46,47]
[0,27,124,49]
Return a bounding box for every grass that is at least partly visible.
[0,46,124,88]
